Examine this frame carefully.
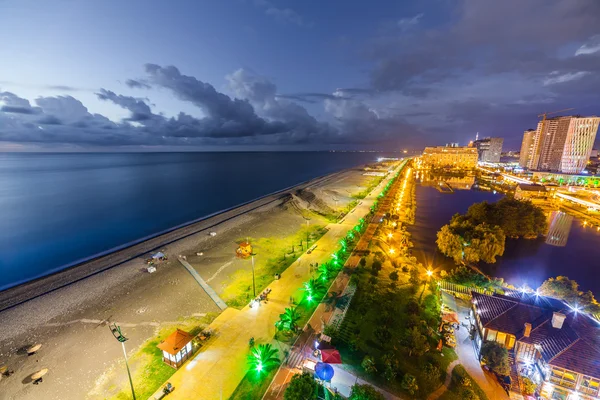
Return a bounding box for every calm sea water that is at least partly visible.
[0,151,390,290]
[410,184,600,296]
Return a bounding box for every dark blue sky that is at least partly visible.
[1,0,599,151]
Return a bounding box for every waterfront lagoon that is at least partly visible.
[410,178,600,296]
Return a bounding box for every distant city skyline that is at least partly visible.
[1,0,600,151]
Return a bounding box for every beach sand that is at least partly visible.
[0,165,377,400]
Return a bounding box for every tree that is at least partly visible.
[409,267,422,287]
[436,224,465,264]
[247,343,280,378]
[538,277,600,314]
[275,307,302,332]
[284,372,318,400]
[480,341,510,376]
[371,260,382,275]
[359,257,367,267]
[389,271,399,282]
[405,326,429,357]
[361,355,377,374]
[401,374,419,395]
[349,383,385,400]
[382,354,398,382]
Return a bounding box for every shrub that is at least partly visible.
[521,377,537,395]
[389,271,399,282]
[401,265,410,273]
[349,384,384,400]
[284,372,318,400]
[401,373,419,395]
[361,355,377,374]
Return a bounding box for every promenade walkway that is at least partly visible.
[150,164,403,400]
[263,186,398,400]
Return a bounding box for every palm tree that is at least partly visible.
[247,343,280,377]
[304,278,326,302]
[275,307,302,332]
[317,263,330,280]
[322,291,350,311]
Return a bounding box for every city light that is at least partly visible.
[387,233,393,239]
[389,248,395,254]
[426,270,433,277]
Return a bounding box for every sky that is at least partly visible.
[1,0,599,151]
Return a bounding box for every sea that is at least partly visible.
[0,151,393,290]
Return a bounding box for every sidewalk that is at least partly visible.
[150,165,403,400]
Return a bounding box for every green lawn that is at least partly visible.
[221,224,328,308]
[104,314,218,400]
[229,367,279,400]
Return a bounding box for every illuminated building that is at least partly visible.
[473,137,503,163]
[519,129,536,168]
[560,117,600,174]
[530,116,572,171]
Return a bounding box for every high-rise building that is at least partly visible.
[560,117,600,174]
[519,129,536,168]
[420,146,478,169]
[530,116,572,171]
[473,137,503,163]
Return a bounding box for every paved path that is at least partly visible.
[263,165,406,400]
[428,360,460,400]
[179,258,228,310]
[149,164,404,400]
[442,292,510,400]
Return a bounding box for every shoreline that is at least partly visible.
[0,167,355,312]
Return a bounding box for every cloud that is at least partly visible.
[254,0,308,27]
[397,13,423,31]
[96,89,156,122]
[125,79,151,89]
[543,71,590,86]
[575,34,600,55]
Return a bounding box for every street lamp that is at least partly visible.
[110,323,136,400]
[250,251,257,297]
[426,269,433,278]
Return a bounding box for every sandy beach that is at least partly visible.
[0,164,382,400]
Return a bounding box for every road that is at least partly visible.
[149,163,405,400]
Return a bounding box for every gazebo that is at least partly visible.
[157,329,194,369]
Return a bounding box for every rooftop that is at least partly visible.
[157,329,194,355]
[517,183,547,192]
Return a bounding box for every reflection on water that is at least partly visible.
[415,171,476,192]
[546,211,574,247]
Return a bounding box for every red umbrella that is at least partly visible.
[321,349,342,364]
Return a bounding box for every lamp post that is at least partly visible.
[251,251,257,297]
[110,323,136,400]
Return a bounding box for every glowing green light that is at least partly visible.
[307,295,313,301]
[256,363,263,372]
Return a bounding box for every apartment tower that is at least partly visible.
[519,129,536,168]
[530,116,572,171]
[560,117,600,174]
